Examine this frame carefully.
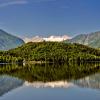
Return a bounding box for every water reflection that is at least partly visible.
[24,81,73,88]
[73,73,100,89]
[0,63,99,96]
[0,75,23,96]
[0,63,99,82]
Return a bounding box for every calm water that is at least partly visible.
[0,63,99,100]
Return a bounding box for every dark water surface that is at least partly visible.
[0,63,99,100]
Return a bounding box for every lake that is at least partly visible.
[0,63,99,100]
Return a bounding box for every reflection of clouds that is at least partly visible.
[24,81,74,88]
[24,74,100,89]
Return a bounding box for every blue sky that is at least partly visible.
[0,0,100,37]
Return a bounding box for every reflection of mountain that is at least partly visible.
[0,75,23,96]
[0,63,99,95]
[73,73,100,89]
[24,81,73,88]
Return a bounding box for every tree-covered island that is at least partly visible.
[0,42,100,63]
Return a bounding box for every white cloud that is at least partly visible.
[24,35,71,43]
[0,0,28,7]
[0,0,57,8]
[43,35,71,42]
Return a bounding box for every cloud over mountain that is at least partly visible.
[24,35,71,43]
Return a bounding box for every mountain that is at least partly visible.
[24,36,44,43]
[67,31,100,48]
[24,35,71,43]
[0,29,24,50]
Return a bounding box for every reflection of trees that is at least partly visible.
[0,63,99,82]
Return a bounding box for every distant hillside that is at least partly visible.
[0,29,24,50]
[67,31,100,48]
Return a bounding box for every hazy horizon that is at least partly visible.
[0,0,100,38]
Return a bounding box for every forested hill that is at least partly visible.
[1,42,100,63]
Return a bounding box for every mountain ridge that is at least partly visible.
[0,29,24,50]
[67,31,100,48]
